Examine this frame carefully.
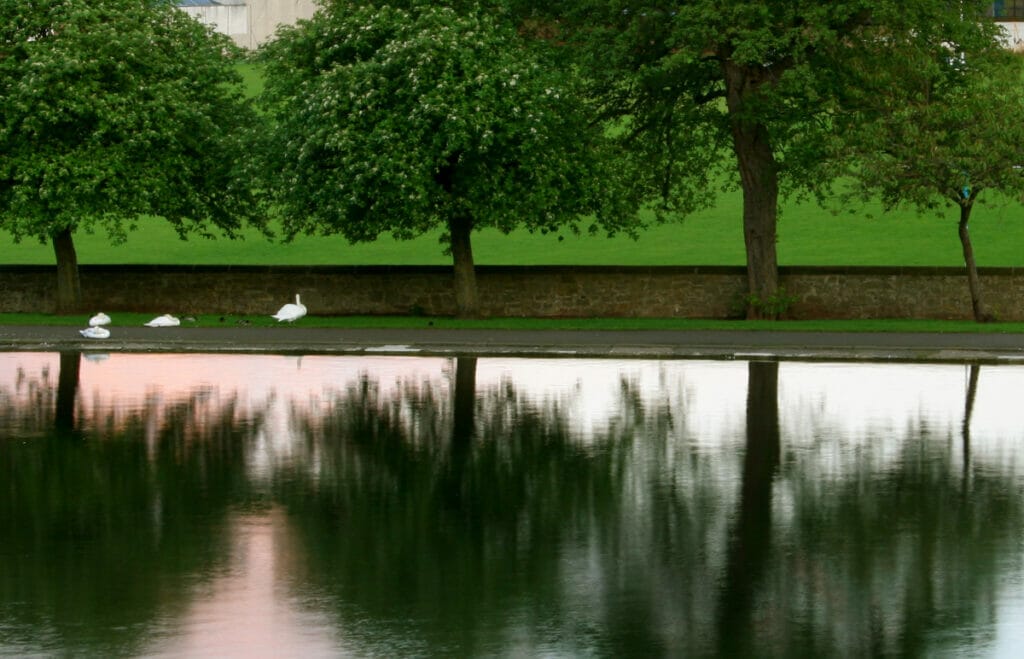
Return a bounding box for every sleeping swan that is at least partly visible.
[89,312,111,327]
[80,326,110,339]
[144,314,181,327]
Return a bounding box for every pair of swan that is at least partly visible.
[81,312,112,338]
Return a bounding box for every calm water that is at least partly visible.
[1,351,1024,657]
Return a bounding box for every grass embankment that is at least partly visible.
[4,191,1024,267]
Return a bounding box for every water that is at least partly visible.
[1,352,1023,657]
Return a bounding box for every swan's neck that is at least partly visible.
[295,294,301,305]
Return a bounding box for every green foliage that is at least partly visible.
[739,286,798,319]
[0,0,261,244]
[255,2,626,246]
[525,0,1005,210]
[842,46,1024,214]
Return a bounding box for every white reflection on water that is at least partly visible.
[3,353,1024,656]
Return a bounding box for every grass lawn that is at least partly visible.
[3,191,1022,267]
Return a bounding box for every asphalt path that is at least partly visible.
[3,324,1024,363]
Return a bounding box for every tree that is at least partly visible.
[255,2,622,318]
[0,0,259,313]
[841,45,1024,323]
[518,0,1005,319]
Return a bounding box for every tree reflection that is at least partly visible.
[718,360,781,655]
[55,352,81,436]
[280,357,1024,656]
[0,354,268,657]
[3,354,1024,656]
[279,356,641,655]
[962,363,980,484]
[756,367,1024,657]
[0,358,59,436]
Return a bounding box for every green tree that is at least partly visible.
[520,0,1004,319]
[842,45,1024,323]
[0,0,259,313]
[256,3,621,318]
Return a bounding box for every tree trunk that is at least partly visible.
[441,356,477,512]
[452,356,477,447]
[722,61,781,320]
[717,360,781,654]
[51,227,83,314]
[448,215,480,318]
[962,363,979,493]
[958,204,994,323]
[55,351,81,437]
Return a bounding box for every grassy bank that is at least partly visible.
[3,191,1024,267]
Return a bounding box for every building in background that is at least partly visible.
[179,2,1024,52]
[992,2,1024,49]
[177,0,317,50]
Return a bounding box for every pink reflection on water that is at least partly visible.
[145,507,343,658]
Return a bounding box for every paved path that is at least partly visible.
[3,324,1024,362]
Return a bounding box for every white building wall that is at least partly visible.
[247,0,318,49]
[180,5,250,49]
[996,21,1024,51]
[180,0,317,50]
[184,6,1024,52]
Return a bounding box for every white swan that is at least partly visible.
[79,326,110,339]
[272,294,307,323]
[89,312,111,327]
[144,314,181,327]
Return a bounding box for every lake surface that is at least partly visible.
[2,351,1024,657]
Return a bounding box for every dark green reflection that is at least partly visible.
[718,362,1024,657]
[277,359,1024,657]
[1,355,1023,657]
[0,353,265,656]
[276,356,635,655]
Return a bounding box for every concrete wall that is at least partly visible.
[3,265,1024,320]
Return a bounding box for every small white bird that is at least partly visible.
[272,294,307,323]
[80,326,110,339]
[144,314,181,327]
[89,312,111,327]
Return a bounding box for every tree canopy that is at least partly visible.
[841,39,1024,322]
[0,0,259,311]
[256,2,625,317]
[516,0,1008,318]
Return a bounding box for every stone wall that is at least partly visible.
[2,264,1023,320]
